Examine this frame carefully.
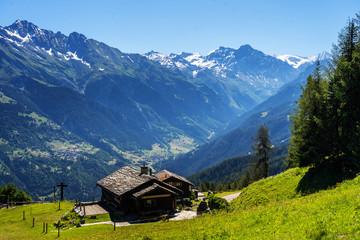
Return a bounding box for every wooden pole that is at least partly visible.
[57,182,68,201]
[23,211,25,220]
[32,217,35,227]
[113,221,115,231]
[58,201,60,210]
[43,222,45,232]
[46,223,48,234]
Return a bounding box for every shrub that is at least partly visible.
[207,196,228,210]
[190,191,196,200]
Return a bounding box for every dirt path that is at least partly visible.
[221,192,241,202]
[82,221,131,227]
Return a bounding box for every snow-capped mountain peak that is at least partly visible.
[314,51,332,61]
[276,55,313,69]
[185,53,216,69]
[276,52,331,69]
[144,51,191,70]
[8,20,45,38]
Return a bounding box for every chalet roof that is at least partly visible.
[155,170,194,186]
[132,183,178,198]
[97,166,156,197]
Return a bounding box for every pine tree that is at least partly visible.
[288,62,328,168]
[251,125,272,180]
[328,15,360,174]
[288,14,360,178]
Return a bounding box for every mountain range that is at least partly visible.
[157,55,331,177]
[0,20,330,199]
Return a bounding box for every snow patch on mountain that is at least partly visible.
[276,52,331,69]
[185,53,216,69]
[145,51,190,70]
[3,28,32,46]
[276,55,313,69]
[44,48,53,56]
[64,51,91,68]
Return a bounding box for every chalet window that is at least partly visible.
[169,181,182,187]
[144,199,157,208]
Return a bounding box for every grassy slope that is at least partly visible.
[2,168,360,239]
[0,201,73,240]
[231,167,308,209]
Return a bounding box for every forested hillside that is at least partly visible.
[187,145,288,188]
[0,84,125,200]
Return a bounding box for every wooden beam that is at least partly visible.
[141,194,171,199]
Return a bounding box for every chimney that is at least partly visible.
[141,163,148,175]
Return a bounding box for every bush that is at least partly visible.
[207,196,228,210]
[190,191,196,200]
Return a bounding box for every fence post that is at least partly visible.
[32,217,35,227]
[46,223,48,234]
[23,211,25,220]
[43,222,45,232]
[58,201,60,210]
[114,221,115,231]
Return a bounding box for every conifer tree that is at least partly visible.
[328,15,360,174]
[288,14,360,177]
[251,125,272,180]
[288,62,328,168]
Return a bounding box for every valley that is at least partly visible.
[0,20,329,200]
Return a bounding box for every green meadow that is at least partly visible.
[2,167,360,239]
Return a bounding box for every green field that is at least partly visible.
[2,167,360,239]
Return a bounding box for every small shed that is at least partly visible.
[97,166,182,215]
[155,170,195,199]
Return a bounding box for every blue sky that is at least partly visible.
[0,0,359,57]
